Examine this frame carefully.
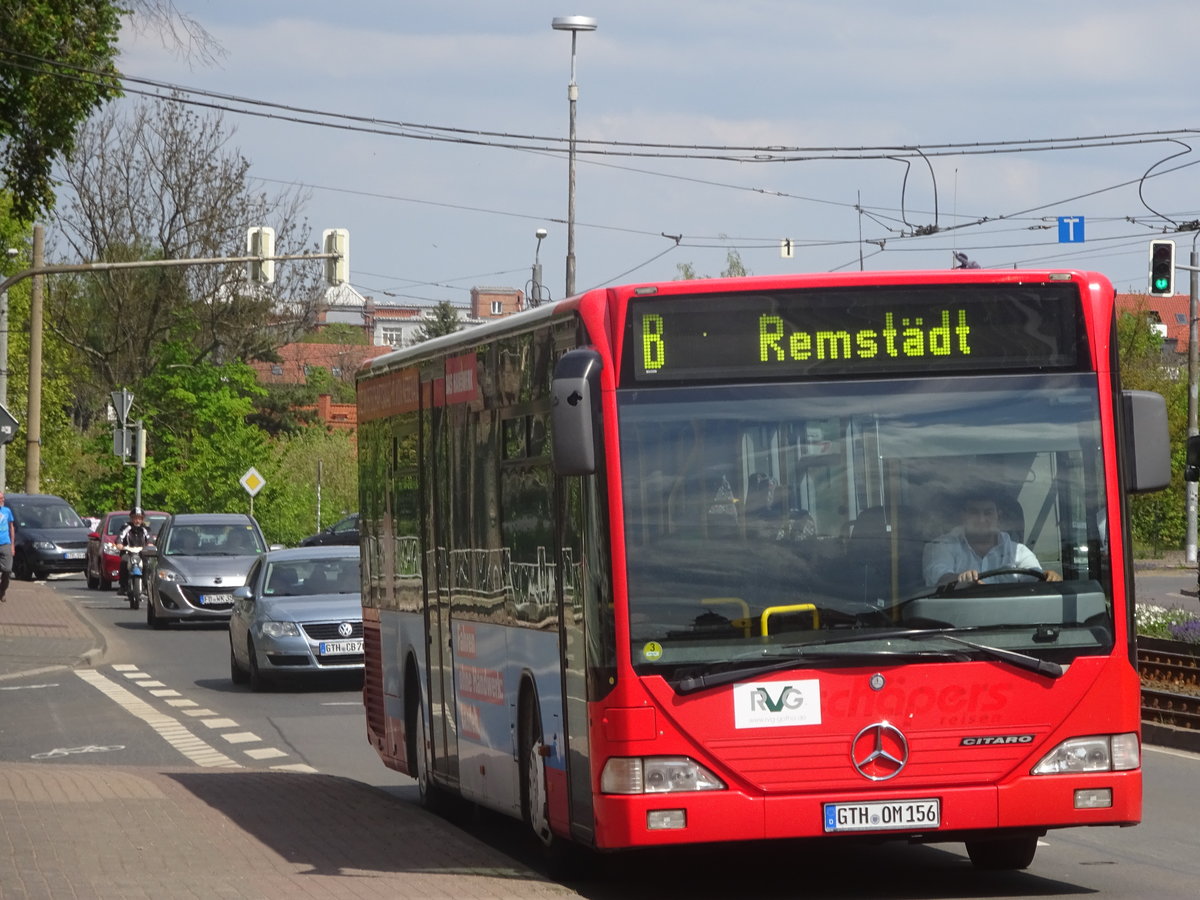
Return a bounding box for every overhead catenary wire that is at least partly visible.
[3,46,1197,292]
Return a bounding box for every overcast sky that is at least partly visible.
[112,1,1200,305]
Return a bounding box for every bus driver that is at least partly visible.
[924,491,1062,587]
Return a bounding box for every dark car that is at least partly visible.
[143,513,268,629]
[85,509,170,590]
[298,513,359,547]
[4,493,91,580]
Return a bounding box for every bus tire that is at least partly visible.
[965,834,1038,870]
[410,698,447,813]
[519,689,586,878]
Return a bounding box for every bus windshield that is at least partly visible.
[618,372,1112,673]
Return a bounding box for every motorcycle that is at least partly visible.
[122,546,146,610]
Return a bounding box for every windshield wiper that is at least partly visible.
[909,632,1064,679]
[671,648,970,695]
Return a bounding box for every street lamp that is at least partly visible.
[551,15,597,298]
[531,227,548,307]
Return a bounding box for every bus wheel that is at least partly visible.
[411,701,446,813]
[965,835,1038,870]
[520,697,587,878]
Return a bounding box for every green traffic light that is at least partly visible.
[1154,276,1170,291]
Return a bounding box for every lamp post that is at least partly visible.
[531,227,547,307]
[551,15,597,298]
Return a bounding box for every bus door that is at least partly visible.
[422,373,458,783]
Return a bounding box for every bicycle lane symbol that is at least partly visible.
[31,744,125,760]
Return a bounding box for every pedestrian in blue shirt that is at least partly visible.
[0,491,14,601]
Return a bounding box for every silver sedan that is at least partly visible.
[228,545,362,691]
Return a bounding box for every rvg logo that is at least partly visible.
[750,685,806,713]
[733,679,822,729]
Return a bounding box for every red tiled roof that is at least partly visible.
[1115,292,1190,353]
[249,342,392,384]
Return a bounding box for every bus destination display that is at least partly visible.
[629,285,1083,382]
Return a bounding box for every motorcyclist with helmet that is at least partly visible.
[117,507,154,599]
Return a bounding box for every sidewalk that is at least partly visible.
[0,577,101,681]
[0,580,578,899]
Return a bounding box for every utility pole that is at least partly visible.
[24,225,43,493]
[1189,245,1199,564]
[0,246,18,488]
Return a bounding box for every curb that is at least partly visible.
[1143,721,1200,755]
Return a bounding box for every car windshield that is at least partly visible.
[166,524,264,556]
[265,558,360,596]
[618,373,1113,675]
[106,514,169,537]
[10,502,85,529]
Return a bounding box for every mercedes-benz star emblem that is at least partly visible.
[851,722,909,781]
[337,622,353,638]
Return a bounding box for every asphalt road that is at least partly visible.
[12,572,1200,899]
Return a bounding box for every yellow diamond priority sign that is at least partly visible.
[240,467,266,497]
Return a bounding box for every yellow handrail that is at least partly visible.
[760,603,819,636]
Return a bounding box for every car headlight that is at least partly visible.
[1032,733,1140,774]
[102,541,121,555]
[259,620,300,638]
[156,569,183,583]
[600,757,725,794]
[32,540,57,551]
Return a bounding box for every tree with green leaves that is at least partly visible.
[0,1,123,219]
[1118,308,1188,554]
[414,301,462,343]
[48,95,322,421]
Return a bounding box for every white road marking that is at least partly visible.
[183,708,218,717]
[245,747,288,760]
[75,669,240,769]
[165,698,197,708]
[149,689,181,697]
[0,683,59,691]
[111,664,139,672]
[271,763,318,773]
[221,732,261,745]
[200,717,239,729]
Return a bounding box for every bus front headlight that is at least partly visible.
[1032,733,1139,774]
[600,756,725,794]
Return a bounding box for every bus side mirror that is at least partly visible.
[1122,390,1170,493]
[1186,435,1200,483]
[551,348,603,476]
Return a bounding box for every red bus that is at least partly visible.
[357,269,1168,871]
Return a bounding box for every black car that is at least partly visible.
[5,493,92,580]
[299,513,360,547]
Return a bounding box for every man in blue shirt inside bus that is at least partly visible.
[0,491,14,601]
[924,490,1062,587]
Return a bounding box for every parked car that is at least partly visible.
[85,509,170,590]
[228,545,363,690]
[298,513,360,547]
[4,493,91,581]
[143,513,268,630]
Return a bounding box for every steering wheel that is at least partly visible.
[974,567,1051,582]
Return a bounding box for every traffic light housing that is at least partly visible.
[323,228,349,286]
[246,226,275,284]
[1148,239,1175,296]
